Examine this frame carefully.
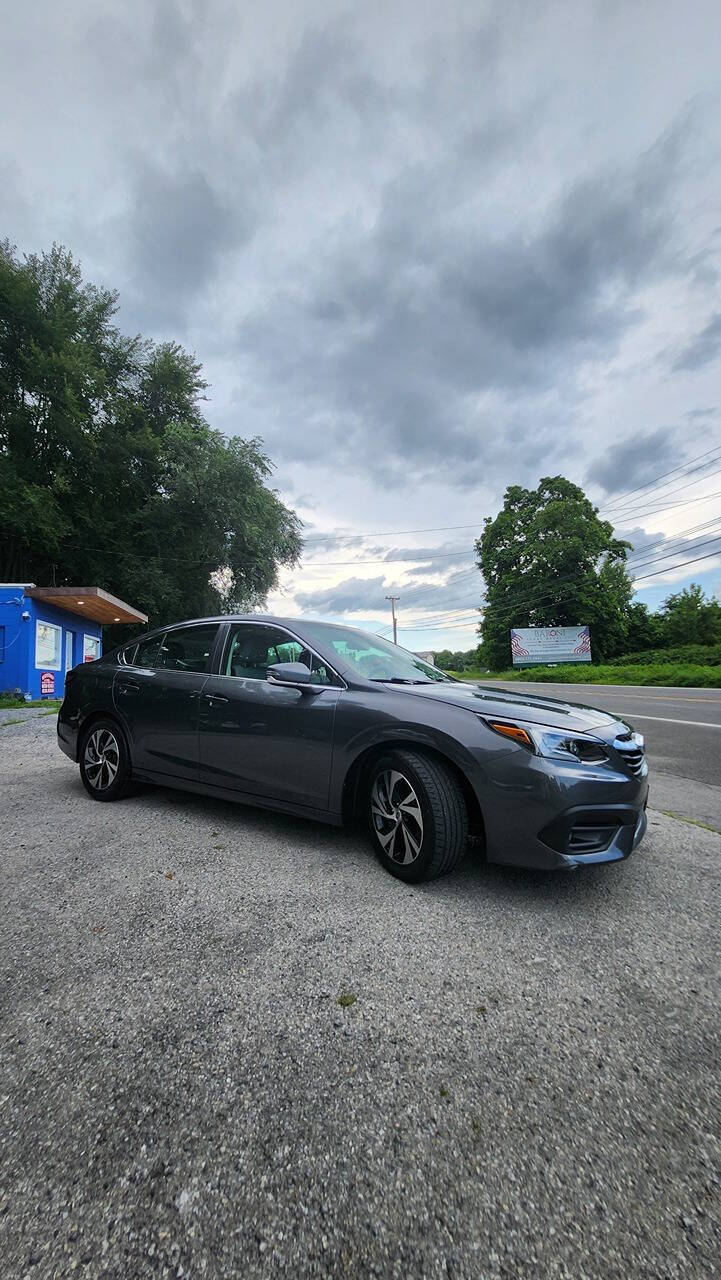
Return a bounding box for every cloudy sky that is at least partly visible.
[3,0,721,649]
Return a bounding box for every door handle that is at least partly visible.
[203,692,229,704]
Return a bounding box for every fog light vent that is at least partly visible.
[567,824,618,854]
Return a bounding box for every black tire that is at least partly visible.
[79,718,133,802]
[367,749,468,883]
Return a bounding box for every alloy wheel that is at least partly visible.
[84,728,120,791]
[371,769,424,864]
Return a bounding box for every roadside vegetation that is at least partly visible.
[434,475,721,680]
[449,663,721,688]
[436,582,721,688]
[0,693,61,710]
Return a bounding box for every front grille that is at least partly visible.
[614,734,646,778]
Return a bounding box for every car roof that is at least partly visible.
[116,615,360,646]
[147,614,339,630]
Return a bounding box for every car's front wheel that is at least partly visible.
[367,749,468,883]
[79,719,132,802]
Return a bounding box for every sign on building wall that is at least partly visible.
[36,620,62,669]
[40,671,55,695]
[510,626,592,666]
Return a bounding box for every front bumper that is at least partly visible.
[539,800,648,867]
[471,746,650,871]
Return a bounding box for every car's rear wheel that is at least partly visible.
[79,719,132,802]
[367,749,468,883]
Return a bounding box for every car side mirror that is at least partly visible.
[266,661,315,689]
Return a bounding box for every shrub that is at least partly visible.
[608,645,721,667]
[470,663,721,688]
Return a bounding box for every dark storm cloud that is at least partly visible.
[380,545,469,564]
[123,161,254,327]
[673,313,721,372]
[295,576,390,614]
[586,428,683,495]
[239,109,703,487]
[3,0,719,601]
[408,560,475,577]
[295,563,481,615]
[616,525,667,555]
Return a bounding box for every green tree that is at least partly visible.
[657,583,721,646]
[476,476,633,669]
[0,242,301,627]
[621,600,665,653]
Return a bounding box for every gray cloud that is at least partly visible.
[122,161,254,328]
[586,428,684,495]
[673,313,721,372]
[236,107,707,489]
[3,0,721,638]
[295,564,481,615]
[295,575,390,614]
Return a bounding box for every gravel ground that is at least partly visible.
[1,715,719,1280]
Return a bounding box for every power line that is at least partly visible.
[402,528,721,626]
[632,546,721,583]
[602,468,721,521]
[301,550,473,567]
[629,532,721,574]
[601,443,721,512]
[297,441,721,552]
[393,532,721,633]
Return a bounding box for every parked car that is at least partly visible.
[58,616,648,881]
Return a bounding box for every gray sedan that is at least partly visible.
[58,616,649,880]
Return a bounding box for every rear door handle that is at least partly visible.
[203,693,229,704]
[117,679,140,695]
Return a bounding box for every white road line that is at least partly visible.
[625,713,721,729]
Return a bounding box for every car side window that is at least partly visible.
[155,624,219,674]
[132,633,165,668]
[223,625,340,686]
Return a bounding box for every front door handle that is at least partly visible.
[203,693,229,704]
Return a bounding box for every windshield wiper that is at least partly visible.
[370,677,434,684]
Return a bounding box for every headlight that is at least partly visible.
[484,718,608,764]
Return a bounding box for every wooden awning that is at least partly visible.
[25,586,148,625]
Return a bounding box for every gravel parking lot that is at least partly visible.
[1,713,719,1279]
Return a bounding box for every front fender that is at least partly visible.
[328,691,484,818]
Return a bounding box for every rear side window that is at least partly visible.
[132,634,165,668]
[155,624,219,674]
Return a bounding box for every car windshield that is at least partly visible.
[299,622,453,683]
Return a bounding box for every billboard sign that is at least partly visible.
[510,626,591,667]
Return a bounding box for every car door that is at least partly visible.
[198,622,342,811]
[113,623,221,781]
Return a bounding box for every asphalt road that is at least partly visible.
[1,714,719,1280]
[486,682,721,833]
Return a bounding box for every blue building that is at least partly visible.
[0,584,147,701]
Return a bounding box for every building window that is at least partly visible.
[83,634,101,663]
[36,620,62,670]
[65,632,74,672]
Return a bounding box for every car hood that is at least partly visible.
[387,681,630,735]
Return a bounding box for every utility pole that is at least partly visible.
[385,595,399,644]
